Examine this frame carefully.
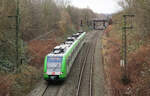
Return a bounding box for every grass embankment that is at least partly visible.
[0,65,41,96]
[102,25,150,95]
[0,36,59,96]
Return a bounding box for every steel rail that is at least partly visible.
[89,36,97,96]
[75,45,91,96]
[41,84,49,96]
[41,84,62,96]
[76,32,98,96]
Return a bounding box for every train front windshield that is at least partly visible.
[47,56,63,74]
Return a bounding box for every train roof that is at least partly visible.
[47,32,86,57]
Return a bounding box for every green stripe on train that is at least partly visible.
[44,56,48,79]
[59,33,85,79]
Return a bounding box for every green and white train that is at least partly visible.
[43,32,86,81]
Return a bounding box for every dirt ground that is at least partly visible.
[27,30,105,96]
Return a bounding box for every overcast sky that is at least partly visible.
[70,0,122,14]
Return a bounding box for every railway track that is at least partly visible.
[41,83,62,96]
[89,39,97,96]
[75,44,91,96]
[75,32,98,96]
[41,85,48,96]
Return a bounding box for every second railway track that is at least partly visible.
[75,44,91,96]
[75,32,98,96]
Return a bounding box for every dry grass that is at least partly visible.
[103,25,150,96]
[0,38,59,96]
[0,65,42,96]
[28,39,59,68]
